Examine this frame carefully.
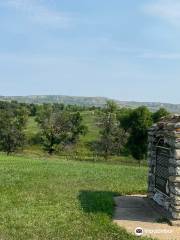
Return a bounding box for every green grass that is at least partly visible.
[25,111,100,145]
[0,154,151,240]
[24,112,100,156]
[23,113,141,164]
[80,111,100,142]
[24,117,39,141]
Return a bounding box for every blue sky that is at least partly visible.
[0,0,180,103]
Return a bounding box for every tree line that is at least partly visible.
[96,101,169,163]
[0,100,169,162]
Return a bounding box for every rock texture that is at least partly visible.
[148,115,180,220]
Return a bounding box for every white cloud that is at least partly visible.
[143,0,180,26]
[0,0,71,28]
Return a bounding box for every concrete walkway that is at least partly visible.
[113,195,180,240]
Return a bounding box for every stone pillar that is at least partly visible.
[147,115,180,220]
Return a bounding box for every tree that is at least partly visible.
[36,106,68,154]
[0,106,28,155]
[120,106,152,164]
[117,108,133,132]
[28,103,37,116]
[104,100,118,113]
[36,106,87,154]
[97,101,124,160]
[129,107,152,164]
[152,108,170,123]
[52,103,65,112]
[69,112,88,143]
[98,113,116,160]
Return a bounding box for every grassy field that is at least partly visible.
[24,111,100,145]
[24,111,100,157]
[23,113,141,165]
[0,154,150,240]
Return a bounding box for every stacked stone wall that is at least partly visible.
[148,116,180,219]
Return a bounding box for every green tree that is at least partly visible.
[130,107,152,164]
[69,112,88,143]
[152,108,170,123]
[117,108,133,132]
[0,106,28,155]
[98,101,126,160]
[36,106,68,154]
[36,107,87,154]
[28,103,37,116]
[120,106,152,164]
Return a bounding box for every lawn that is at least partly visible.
[0,154,151,240]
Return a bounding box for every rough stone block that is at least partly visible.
[172,205,180,211]
[175,149,180,160]
[170,194,180,206]
[175,123,180,129]
[172,211,180,219]
[175,142,180,149]
[169,158,177,165]
[169,176,180,183]
[166,123,176,130]
[170,184,180,196]
[169,166,180,176]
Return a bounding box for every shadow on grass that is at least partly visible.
[78,190,119,217]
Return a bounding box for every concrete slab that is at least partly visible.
[113,195,180,240]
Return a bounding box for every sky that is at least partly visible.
[0,0,180,103]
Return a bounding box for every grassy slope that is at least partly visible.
[24,111,100,156]
[24,112,136,164]
[24,117,39,140]
[80,111,100,142]
[0,155,151,240]
[24,111,99,144]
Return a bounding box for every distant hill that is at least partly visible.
[0,95,180,113]
[117,101,180,113]
[0,95,109,107]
